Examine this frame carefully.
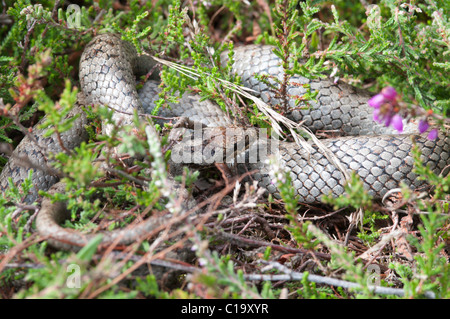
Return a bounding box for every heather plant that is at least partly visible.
[0,0,448,300]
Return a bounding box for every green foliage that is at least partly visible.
[154,0,242,120]
[0,171,34,256]
[407,212,449,298]
[53,142,102,188]
[196,0,243,28]
[0,0,448,300]
[322,171,374,210]
[357,211,389,246]
[297,272,337,299]
[37,79,79,137]
[412,144,449,199]
[76,235,103,262]
[193,251,275,299]
[307,224,382,298]
[271,157,319,250]
[321,171,385,245]
[387,143,450,298]
[257,0,450,113]
[1,169,34,203]
[135,274,172,298]
[257,0,321,113]
[334,1,448,112]
[112,10,153,53]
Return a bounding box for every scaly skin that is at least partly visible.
[1,33,448,250]
[0,97,89,202]
[245,133,449,203]
[224,45,388,136]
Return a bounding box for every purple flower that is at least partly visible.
[427,128,438,140]
[381,86,397,100]
[384,112,393,126]
[369,86,403,132]
[372,108,382,123]
[368,94,385,109]
[391,114,403,132]
[418,119,429,134]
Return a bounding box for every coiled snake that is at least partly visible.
[1,34,448,250]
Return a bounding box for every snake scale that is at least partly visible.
[1,33,448,250]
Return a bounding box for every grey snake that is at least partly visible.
[0,33,448,250]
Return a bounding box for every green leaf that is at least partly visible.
[76,234,103,262]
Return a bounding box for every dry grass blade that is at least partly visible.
[151,55,350,181]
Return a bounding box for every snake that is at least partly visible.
[0,33,449,250]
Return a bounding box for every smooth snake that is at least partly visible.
[0,33,448,250]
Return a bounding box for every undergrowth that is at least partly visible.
[0,0,448,300]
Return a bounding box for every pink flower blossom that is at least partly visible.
[391,114,403,132]
[384,112,393,126]
[418,119,429,133]
[427,128,438,140]
[373,108,382,123]
[381,86,397,100]
[368,86,404,133]
[368,94,385,109]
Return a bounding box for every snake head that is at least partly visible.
[169,125,259,167]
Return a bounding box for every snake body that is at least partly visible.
[1,33,449,249]
[0,99,89,202]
